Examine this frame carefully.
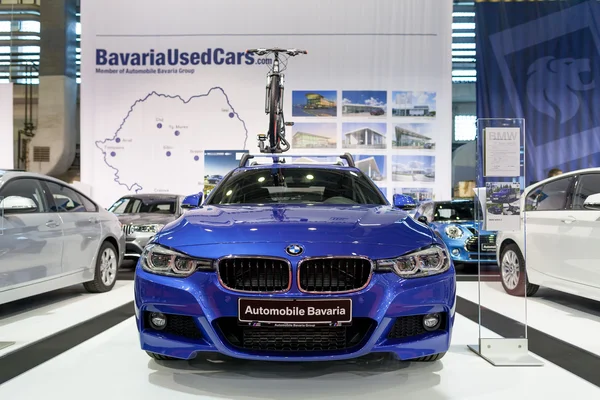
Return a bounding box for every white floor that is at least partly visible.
[0,310,599,399]
[0,281,134,357]
[457,281,600,356]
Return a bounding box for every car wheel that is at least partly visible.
[146,351,178,361]
[409,352,446,362]
[83,241,119,293]
[500,243,539,297]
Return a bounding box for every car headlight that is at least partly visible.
[141,243,214,277]
[376,245,450,278]
[132,224,164,233]
[444,225,463,239]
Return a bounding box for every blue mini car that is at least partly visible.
[413,200,497,265]
[134,157,456,363]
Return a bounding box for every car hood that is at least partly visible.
[116,213,177,225]
[156,204,435,248]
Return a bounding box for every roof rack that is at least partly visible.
[238,153,355,168]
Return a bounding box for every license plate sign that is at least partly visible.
[481,243,496,252]
[238,298,352,325]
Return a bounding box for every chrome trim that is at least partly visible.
[122,224,135,236]
[215,255,293,294]
[124,253,140,258]
[296,255,374,294]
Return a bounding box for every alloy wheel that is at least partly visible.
[100,247,117,286]
[501,250,520,290]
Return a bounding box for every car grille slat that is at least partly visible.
[465,235,496,253]
[215,317,375,353]
[298,257,372,293]
[144,312,202,340]
[218,257,290,293]
[387,314,446,339]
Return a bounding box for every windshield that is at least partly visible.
[207,167,387,205]
[108,197,177,214]
[433,202,474,222]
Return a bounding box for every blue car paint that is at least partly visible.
[430,220,496,264]
[490,188,517,204]
[414,201,497,265]
[134,164,456,361]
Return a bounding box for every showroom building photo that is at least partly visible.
[2,0,600,399]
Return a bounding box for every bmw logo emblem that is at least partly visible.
[286,244,304,256]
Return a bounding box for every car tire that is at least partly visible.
[409,352,446,362]
[146,351,179,361]
[83,241,119,293]
[499,243,539,297]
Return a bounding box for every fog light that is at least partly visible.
[149,312,167,330]
[423,313,441,331]
[452,249,460,256]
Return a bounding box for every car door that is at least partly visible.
[558,172,600,288]
[43,180,102,275]
[524,175,575,280]
[0,178,63,290]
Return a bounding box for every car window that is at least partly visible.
[535,177,573,211]
[45,181,87,212]
[81,196,98,212]
[207,167,386,205]
[0,178,48,214]
[525,187,543,211]
[433,202,474,222]
[109,197,176,214]
[414,204,424,217]
[109,197,130,213]
[572,174,600,210]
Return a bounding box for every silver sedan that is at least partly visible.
[0,170,125,305]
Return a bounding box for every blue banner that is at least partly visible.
[476,0,600,185]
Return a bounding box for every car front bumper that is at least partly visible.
[447,245,497,264]
[134,263,456,362]
[442,236,497,265]
[124,233,155,258]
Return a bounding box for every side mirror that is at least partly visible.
[417,216,428,224]
[181,193,203,210]
[0,196,38,214]
[393,194,416,210]
[583,193,600,210]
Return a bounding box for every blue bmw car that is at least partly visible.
[134,158,456,363]
[413,200,497,265]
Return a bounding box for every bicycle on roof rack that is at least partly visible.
[245,47,307,154]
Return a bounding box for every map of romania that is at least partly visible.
[95,87,248,192]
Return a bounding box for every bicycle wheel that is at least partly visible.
[268,76,281,150]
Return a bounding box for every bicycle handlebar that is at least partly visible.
[246,48,308,57]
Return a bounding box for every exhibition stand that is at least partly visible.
[468,118,542,366]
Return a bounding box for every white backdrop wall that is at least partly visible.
[81,0,452,208]
[0,83,14,170]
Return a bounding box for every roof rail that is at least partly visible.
[239,153,254,167]
[238,153,356,168]
[339,153,355,168]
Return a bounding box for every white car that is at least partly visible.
[0,170,125,305]
[497,168,600,301]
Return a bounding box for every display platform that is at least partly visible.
[458,281,600,357]
[0,281,133,358]
[1,274,600,398]
[0,312,597,399]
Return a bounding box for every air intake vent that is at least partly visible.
[33,146,50,162]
